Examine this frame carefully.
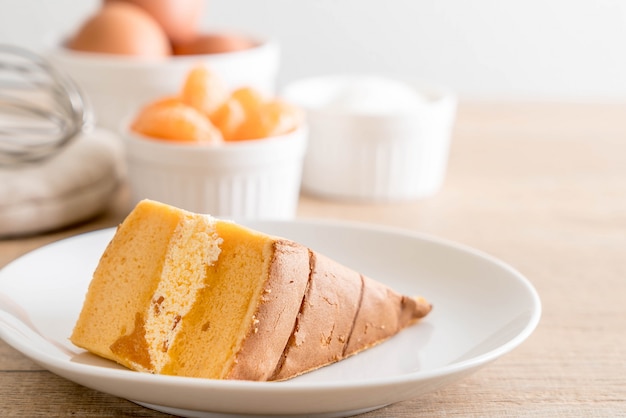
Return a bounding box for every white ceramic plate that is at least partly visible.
[0,220,541,417]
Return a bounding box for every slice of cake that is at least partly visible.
[71,199,431,381]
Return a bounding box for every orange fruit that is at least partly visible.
[261,99,303,137]
[210,97,246,141]
[180,66,228,117]
[131,100,223,143]
[230,86,266,110]
[231,99,303,141]
[130,66,302,144]
[134,96,183,112]
[211,87,266,141]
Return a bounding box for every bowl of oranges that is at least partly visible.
[124,66,307,219]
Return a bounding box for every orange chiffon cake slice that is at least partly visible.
[70,199,432,381]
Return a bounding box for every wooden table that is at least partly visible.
[1,102,625,416]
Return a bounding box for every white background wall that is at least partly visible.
[2,0,626,101]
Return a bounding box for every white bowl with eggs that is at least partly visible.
[282,75,457,201]
[123,125,308,220]
[48,41,280,131]
[46,1,280,131]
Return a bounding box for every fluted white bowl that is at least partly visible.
[282,75,457,201]
[123,126,307,219]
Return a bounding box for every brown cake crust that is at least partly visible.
[345,276,432,356]
[226,240,310,380]
[270,251,363,380]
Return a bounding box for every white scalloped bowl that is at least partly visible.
[123,125,308,220]
[282,75,457,201]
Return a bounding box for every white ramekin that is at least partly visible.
[282,75,457,201]
[123,126,308,219]
[47,37,280,131]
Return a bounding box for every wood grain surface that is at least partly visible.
[1,102,625,417]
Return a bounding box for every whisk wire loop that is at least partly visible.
[0,44,91,166]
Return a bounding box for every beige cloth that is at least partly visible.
[0,128,125,237]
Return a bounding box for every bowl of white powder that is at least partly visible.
[282,75,456,201]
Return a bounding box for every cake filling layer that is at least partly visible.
[162,220,275,378]
[144,214,221,372]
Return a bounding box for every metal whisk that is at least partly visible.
[0,44,91,167]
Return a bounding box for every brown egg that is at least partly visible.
[104,0,204,44]
[69,2,171,57]
[172,33,255,55]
